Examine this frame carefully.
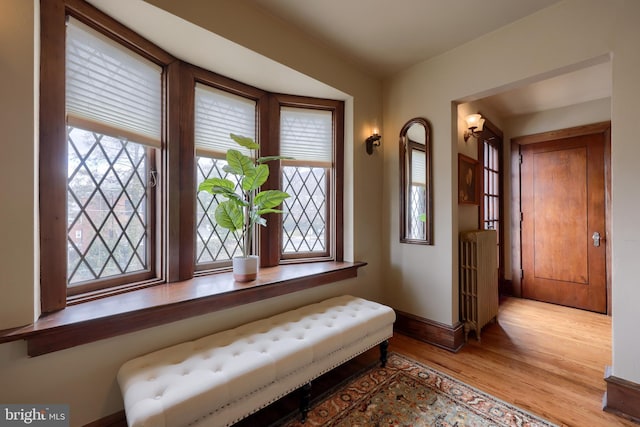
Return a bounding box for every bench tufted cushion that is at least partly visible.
[117,295,395,427]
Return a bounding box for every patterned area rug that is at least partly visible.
[283,353,557,427]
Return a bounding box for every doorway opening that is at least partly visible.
[510,122,611,314]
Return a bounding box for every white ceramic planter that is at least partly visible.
[232,255,259,282]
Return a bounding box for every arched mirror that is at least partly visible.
[400,117,432,244]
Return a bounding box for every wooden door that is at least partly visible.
[520,133,606,313]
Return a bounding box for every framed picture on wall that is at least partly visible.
[458,153,479,205]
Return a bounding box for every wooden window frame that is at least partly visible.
[477,119,505,285]
[190,66,274,275]
[39,0,175,312]
[187,65,269,273]
[269,94,344,264]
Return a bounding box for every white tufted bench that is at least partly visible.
[117,295,395,427]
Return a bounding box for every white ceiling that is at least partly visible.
[478,60,612,117]
[250,0,562,78]
[250,0,612,117]
[94,0,612,118]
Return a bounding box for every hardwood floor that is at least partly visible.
[241,296,635,426]
[391,297,636,427]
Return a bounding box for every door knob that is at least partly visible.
[592,231,601,247]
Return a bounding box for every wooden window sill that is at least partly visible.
[0,261,366,356]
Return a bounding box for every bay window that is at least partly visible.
[39,0,344,315]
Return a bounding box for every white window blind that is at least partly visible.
[280,107,333,166]
[411,150,426,185]
[194,83,256,156]
[66,17,162,147]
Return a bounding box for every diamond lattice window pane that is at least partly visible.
[282,166,327,254]
[195,156,243,265]
[67,126,150,286]
[409,185,426,240]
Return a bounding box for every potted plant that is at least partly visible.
[198,133,291,281]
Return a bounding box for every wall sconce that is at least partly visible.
[366,128,381,155]
[463,114,485,142]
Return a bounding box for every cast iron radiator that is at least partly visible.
[459,229,499,342]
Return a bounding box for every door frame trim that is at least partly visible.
[510,121,611,314]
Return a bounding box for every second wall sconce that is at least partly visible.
[366,128,381,155]
[463,113,485,142]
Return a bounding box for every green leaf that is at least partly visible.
[198,177,235,194]
[230,133,260,150]
[257,155,294,164]
[254,190,290,210]
[242,164,269,192]
[418,213,427,222]
[226,149,255,175]
[214,201,244,232]
[222,164,236,175]
[226,192,248,206]
[212,187,238,200]
[250,211,267,227]
[257,208,284,215]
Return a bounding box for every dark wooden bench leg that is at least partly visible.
[300,382,312,423]
[380,340,389,367]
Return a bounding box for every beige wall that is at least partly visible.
[0,1,383,425]
[383,0,640,384]
[609,0,640,384]
[0,0,39,328]
[506,97,611,138]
